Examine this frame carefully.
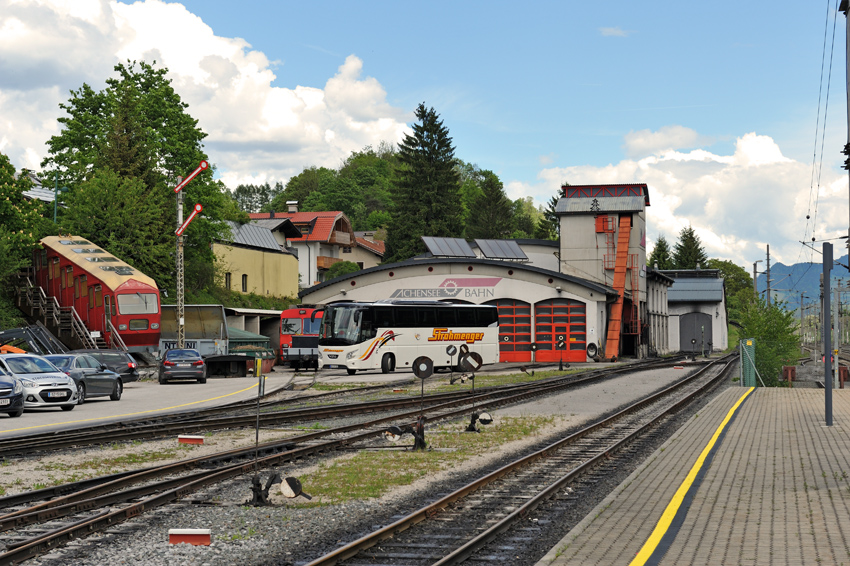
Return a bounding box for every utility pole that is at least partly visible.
[753,260,762,298]
[766,245,771,306]
[824,242,833,426]
[801,292,806,355]
[842,2,850,255]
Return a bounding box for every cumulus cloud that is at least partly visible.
[506,130,846,267]
[622,125,713,158]
[0,0,411,188]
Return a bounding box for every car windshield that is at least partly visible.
[5,356,59,374]
[46,356,72,368]
[165,349,200,359]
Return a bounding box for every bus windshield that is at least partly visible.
[321,305,372,345]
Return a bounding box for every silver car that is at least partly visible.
[0,354,78,411]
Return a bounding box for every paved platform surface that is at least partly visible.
[537,387,850,566]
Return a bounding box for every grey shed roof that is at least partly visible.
[556,196,646,214]
[250,218,302,239]
[668,278,724,303]
[223,221,284,253]
[23,187,56,203]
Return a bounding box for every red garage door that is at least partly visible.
[535,299,587,363]
[486,299,532,362]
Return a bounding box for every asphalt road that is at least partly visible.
[0,370,297,437]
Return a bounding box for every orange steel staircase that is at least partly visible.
[604,215,632,359]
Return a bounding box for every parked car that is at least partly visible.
[45,354,123,404]
[0,354,77,411]
[69,349,140,383]
[159,349,206,384]
[0,365,24,418]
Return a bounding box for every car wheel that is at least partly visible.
[346,368,357,375]
[198,377,207,384]
[77,383,86,405]
[110,380,123,401]
[7,409,22,418]
[159,375,167,385]
[61,404,75,411]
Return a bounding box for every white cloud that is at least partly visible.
[0,0,411,188]
[622,125,711,158]
[505,129,847,267]
[599,27,630,37]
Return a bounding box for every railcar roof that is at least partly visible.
[41,236,159,292]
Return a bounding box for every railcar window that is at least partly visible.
[95,286,102,308]
[52,260,60,279]
[117,293,158,315]
[66,267,73,288]
[88,287,94,309]
[72,248,104,254]
[59,240,90,245]
[281,319,301,334]
[40,250,47,269]
[85,257,119,262]
[80,276,87,300]
[303,317,322,334]
[74,277,80,299]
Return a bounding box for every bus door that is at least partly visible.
[103,294,113,343]
[88,284,104,334]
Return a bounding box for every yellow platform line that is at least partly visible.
[0,378,266,435]
[629,387,755,566]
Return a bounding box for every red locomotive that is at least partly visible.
[35,236,161,354]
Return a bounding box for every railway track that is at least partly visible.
[0,359,681,455]
[0,357,688,564]
[303,354,734,566]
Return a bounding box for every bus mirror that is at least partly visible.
[310,309,324,323]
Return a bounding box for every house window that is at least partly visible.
[300,226,310,235]
[225,273,231,290]
[357,262,364,269]
[242,274,248,292]
[343,247,352,253]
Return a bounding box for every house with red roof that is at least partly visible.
[249,202,367,288]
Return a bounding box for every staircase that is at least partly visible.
[13,270,99,351]
[604,215,632,359]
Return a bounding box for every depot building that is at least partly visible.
[300,184,686,363]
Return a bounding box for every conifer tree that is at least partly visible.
[466,170,512,239]
[385,104,463,262]
[672,226,708,269]
[648,235,674,269]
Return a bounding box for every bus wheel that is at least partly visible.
[347,368,357,375]
[381,354,395,374]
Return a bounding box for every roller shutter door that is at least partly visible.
[486,299,532,362]
[535,299,587,363]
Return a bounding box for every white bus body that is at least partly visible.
[316,301,499,374]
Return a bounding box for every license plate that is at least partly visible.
[325,364,339,369]
[47,392,67,398]
[0,399,9,406]
[178,363,191,367]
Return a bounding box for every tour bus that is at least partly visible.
[316,300,499,375]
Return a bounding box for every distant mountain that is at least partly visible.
[756,253,850,310]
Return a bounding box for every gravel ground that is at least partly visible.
[13,362,732,566]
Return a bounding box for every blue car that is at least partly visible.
[0,365,24,418]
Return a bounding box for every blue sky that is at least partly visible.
[0,0,847,269]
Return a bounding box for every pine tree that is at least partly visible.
[533,193,559,240]
[672,226,708,269]
[648,235,674,270]
[466,170,512,239]
[385,104,462,262]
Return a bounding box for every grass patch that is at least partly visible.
[302,415,555,502]
[312,383,364,391]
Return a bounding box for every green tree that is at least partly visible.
[270,166,336,212]
[648,235,674,270]
[325,260,361,281]
[672,225,708,269]
[234,182,283,213]
[533,193,559,240]
[385,104,463,262]
[738,296,799,386]
[42,60,240,294]
[511,196,541,239]
[466,170,512,239]
[59,169,174,288]
[0,154,48,281]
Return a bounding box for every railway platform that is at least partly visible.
[536,387,850,566]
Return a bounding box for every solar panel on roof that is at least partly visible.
[422,236,476,258]
[474,239,529,261]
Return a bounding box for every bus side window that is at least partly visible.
[359,310,376,340]
[374,307,393,329]
[416,308,436,327]
[395,308,416,328]
[457,308,476,327]
[479,308,499,327]
[436,308,456,326]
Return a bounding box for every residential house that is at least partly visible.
[213,221,299,298]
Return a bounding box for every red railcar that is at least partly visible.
[36,236,161,354]
[279,307,322,369]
